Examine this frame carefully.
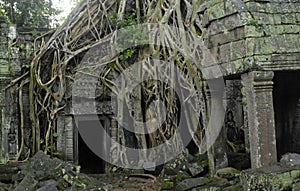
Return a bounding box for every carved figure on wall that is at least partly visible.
[226,110,238,142]
[8,132,17,156]
[225,110,244,152]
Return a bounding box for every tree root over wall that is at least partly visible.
[11,0,209,164]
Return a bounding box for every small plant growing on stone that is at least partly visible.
[248,18,264,32]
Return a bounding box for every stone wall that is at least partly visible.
[0,17,51,160]
[203,0,300,169]
[202,0,300,77]
[0,0,299,174]
[0,17,20,160]
[0,14,117,165]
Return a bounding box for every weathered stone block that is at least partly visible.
[231,40,246,60]
[207,3,226,22]
[14,175,38,191]
[208,14,244,36]
[273,34,300,53]
[188,162,205,177]
[223,14,244,31]
[240,165,300,191]
[268,25,300,35]
[245,38,256,57]
[281,13,296,24]
[176,177,207,191]
[207,21,226,36]
[36,179,58,191]
[245,2,268,13]
[216,167,240,180]
[219,43,231,63]
[211,27,246,47]
[0,65,9,75]
[280,153,300,166]
[244,25,264,37]
[296,13,300,23]
[245,37,280,56]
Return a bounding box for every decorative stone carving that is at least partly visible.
[72,99,112,115]
[96,102,113,115]
[225,110,238,143]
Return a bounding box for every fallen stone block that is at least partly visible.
[14,175,38,191]
[280,153,300,166]
[216,167,240,180]
[188,162,204,177]
[175,177,207,191]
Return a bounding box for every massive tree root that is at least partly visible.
[13,0,208,165]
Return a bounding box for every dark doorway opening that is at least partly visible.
[273,71,300,159]
[77,118,109,174]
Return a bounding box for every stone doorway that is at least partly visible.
[273,70,300,159]
[75,116,110,174]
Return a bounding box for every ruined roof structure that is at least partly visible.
[0,0,300,190]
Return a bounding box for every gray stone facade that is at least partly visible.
[0,0,300,174]
[202,0,300,169]
[0,18,20,160]
[0,18,51,161]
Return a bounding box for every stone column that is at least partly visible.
[110,118,118,165]
[241,71,277,168]
[56,113,67,160]
[64,116,74,162]
[56,114,74,162]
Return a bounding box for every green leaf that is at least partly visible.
[53,132,58,138]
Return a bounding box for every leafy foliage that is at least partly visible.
[0,0,61,28]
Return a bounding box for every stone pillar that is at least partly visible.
[241,71,277,168]
[241,86,250,153]
[56,113,66,160]
[64,116,74,161]
[56,114,74,162]
[110,118,118,165]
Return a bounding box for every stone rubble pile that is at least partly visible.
[1,151,300,190]
[0,151,105,191]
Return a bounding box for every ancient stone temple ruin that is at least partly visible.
[1,0,300,175]
[203,0,300,171]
